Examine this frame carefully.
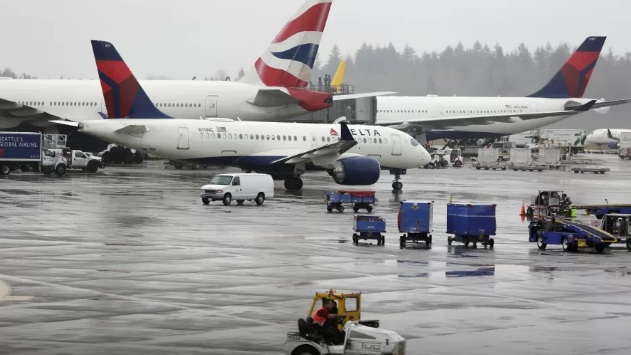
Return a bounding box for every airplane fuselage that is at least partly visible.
[585,128,631,147]
[376,96,596,140]
[79,120,430,173]
[0,79,318,125]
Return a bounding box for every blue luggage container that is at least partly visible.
[352,214,386,245]
[398,201,433,248]
[326,190,375,213]
[446,203,496,247]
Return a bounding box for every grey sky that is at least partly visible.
[1,0,630,80]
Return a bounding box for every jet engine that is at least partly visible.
[608,141,619,150]
[329,156,381,185]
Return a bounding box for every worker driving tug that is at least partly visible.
[312,298,345,345]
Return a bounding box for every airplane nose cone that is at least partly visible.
[419,146,432,167]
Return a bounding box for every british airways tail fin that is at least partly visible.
[91,40,171,119]
[529,36,606,98]
[239,0,332,88]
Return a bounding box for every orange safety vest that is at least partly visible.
[312,307,328,326]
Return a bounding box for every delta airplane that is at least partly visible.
[376,36,630,142]
[585,128,631,149]
[0,0,382,130]
[53,42,431,191]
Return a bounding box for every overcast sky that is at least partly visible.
[1,0,630,80]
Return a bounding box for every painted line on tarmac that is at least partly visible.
[0,273,274,326]
[0,279,33,301]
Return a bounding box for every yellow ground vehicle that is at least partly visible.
[307,290,379,329]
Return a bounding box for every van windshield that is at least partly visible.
[210,176,233,185]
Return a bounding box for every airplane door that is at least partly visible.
[205,95,218,117]
[310,133,318,148]
[178,126,189,150]
[391,134,402,155]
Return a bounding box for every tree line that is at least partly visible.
[313,42,631,99]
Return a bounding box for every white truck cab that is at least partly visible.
[200,173,274,206]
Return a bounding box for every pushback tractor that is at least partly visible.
[286,290,406,355]
[398,200,433,248]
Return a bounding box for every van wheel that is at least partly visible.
[55,164,67,176]
[255,193,265,206]
[236,200,245,205]
[0,164,10,175]
[202,198,210,205]
[87,160,99,173]
[222,193,232,206]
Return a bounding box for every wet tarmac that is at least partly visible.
[2,154,631,354]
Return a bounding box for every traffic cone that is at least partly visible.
[520,201,526,216]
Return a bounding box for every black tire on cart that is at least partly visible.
[222,193,232,206]
[236,200,245,205]
[489,239,495,248]
[399,235,406,249]
[353,205,359,213]
[447,236,453,246]
[291,345,319,355]
[255,193,265,206]
[537,234,546,250]
[327,206,333,213]
[463,237,470,247]
[202,197,210,205]
[337,206,345,213]
[561,237,569,252]
[0,164,10,175]
[366,206,373,213]
[627,238,631,251]
[352,233,358,244]
[595,244,606,253]
[381,236,385,245]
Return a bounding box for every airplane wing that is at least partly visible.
[0,98,62,128]
[566,98,631,110]
[267,122,357,167]
[247,88,299,107]
[333,92,398,101]
[380,101,596,130]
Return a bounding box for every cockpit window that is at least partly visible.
[410,138,420,146]
[209,175,233,185]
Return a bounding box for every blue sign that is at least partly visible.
[0,133,41,160]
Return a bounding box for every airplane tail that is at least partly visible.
[331,60,346,92]
[239,0,332,88]
[528,36,606,98]
[91,40,171,119]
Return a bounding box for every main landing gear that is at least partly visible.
[390,169,406,192]
[284,176,304,191]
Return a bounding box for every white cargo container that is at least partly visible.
[619,132,631,160]
[510,148,533,166]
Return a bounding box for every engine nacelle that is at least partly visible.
[608,141,619,150]
[329,156,380,185]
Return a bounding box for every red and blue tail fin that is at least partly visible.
[91,40,171,119]
[239,0,332,88]
[529,36,606,98]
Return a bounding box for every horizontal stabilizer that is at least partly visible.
[248,88,300,107]
[566,98,631,110]
[49,120,80,127]
[333,92,398,101]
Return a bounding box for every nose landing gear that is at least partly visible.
[390,169,406,192]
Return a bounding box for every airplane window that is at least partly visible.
[211,133,216,139]
[276,135,280,141]
[266,135,270,140]
[410,138,420,146]
[256,134,259,140]
[321,137,325,142]
[294,136,297,141]
[250,134,254,140]
[384,139,388,144]
[304,136,307,141]
[363,138,367,143]
[327,137,331,142]
[379,138,382,144]
[200,133,204,139]
[207,133,211,139]
[239,134,243,139]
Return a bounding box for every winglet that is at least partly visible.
[574,100,597,112]
[91,40,172,119]
[340,121,353,141]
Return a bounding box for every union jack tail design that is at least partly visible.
[529,36,606,98]
[240,0,333,88]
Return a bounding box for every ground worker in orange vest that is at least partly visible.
[312,297,345,345]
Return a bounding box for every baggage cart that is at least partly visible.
[447,203,496,247]
[352,214,386,245]
[326,190,375,213]
[398,201,433,248]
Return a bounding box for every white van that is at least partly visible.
[200,173,274,206]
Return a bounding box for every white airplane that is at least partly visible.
[53,45,431,191]
[376,36,630,142]
[0,0,384,129]
[585,128,631,149]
